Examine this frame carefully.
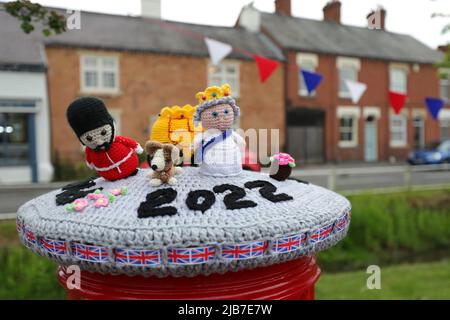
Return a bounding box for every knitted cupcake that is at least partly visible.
[269,153,296,181]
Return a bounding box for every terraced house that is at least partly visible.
[238,0,444,163]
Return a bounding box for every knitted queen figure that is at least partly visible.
[192,84,245,177]
[66,97,143,181]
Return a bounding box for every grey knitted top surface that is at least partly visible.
[17,167,351,277]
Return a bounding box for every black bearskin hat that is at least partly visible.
[66,97,114,138]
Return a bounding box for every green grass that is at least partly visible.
[316,260,450,300]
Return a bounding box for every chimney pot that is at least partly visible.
[141,0,161,19]
[367,7,386,30]
[323,0,341,24]
[275,0,291,16]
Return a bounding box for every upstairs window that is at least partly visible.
[208,62,240,97]
[297,53,319,97]
[337,57,360,99]
[81,55,119,94]
[390,65,408,94]
[440,69,450,103]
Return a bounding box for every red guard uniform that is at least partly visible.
[86,136,141,181]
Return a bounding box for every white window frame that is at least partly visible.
[439,110,450,141]
[297,53,319,97]
[440,68,450,103]
[337,57,361,99]
[80,54,120,95]
[337,106,360,148]
[389,63,409,94]
[207,61,240,98]
[390,112,408,148]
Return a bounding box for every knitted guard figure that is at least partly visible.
[192,84,245,177]
[67,97,143,181]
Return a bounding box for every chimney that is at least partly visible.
[141,0,161,19]
[367,7,387,30]
[323,0,341,24]
[275,0,291,16]
[238,3,261,33]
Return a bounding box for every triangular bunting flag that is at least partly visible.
[301,69,323,95]
[204,37,233,66]
[425,97,444,120]
[345,80,367,104]
[388,91,407,114]
[253,55,279,83]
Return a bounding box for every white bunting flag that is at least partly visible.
[205,37,233,66]
[345,80,367,104]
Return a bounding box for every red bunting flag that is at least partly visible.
[388,91,407,114]
[253,55,279,83]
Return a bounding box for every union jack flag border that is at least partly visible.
[16,217,24,235]
[338,209,351,231]
[272,233,307,254]
[115,248,162,266]
[40,237,68,256]
[221,241,268,260]
[310,222,334,244]
[71,243,109,263]
[167,246,216,265]
[24,228,37,247]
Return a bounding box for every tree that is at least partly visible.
[3,0,66,37]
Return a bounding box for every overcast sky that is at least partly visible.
[23,0,450,48]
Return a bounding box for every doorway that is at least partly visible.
[364,115,378,162]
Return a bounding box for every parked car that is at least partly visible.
[408,140,450,165]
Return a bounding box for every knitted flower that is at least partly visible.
[87,189,105,200]
[94,197,109,208]
[66,198,89,212]
[271,153,296,167]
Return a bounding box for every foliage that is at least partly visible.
[317,189,450,271]
[3,0,66,37]
[316,260,450,300]
[52,151,96,182]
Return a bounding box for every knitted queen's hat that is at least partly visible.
[194,84,240,125]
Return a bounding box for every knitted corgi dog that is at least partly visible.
[145,141,181,186]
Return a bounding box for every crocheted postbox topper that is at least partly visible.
[17,167,351,278]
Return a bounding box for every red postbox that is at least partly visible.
[57,255,320,300]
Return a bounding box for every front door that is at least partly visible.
[364,116,378,162]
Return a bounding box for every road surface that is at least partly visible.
[1,165,449,216]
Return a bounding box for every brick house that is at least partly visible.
[0,9,53,183]
[238,0,444,163]
[43,6,285,166]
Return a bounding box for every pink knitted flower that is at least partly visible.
[87,190,105,200]
[272,153,295,166]
[72,198,88,212]
[94,197,109,208]
[109,187,127,196]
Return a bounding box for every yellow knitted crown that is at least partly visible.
[195,83,232,105]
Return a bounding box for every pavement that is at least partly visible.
[1,163,449,217]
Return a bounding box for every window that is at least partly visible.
[337,107,360,148]
[208,62,240,97]
[441,120,450,141]
[0,112,30,166]
[297,53,318,97]
[390,65,408,93]
[81,55,119,94]
[440,69,450,103]
[337,58,360,99]
[390,114,407,147]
